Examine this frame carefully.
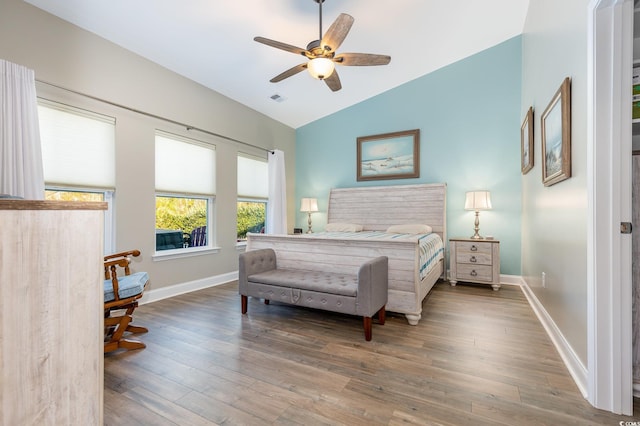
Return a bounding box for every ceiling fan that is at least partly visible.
[254,0,391,92]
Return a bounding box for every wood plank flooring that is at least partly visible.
[105,281,640,425]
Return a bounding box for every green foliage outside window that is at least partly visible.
[45,190,103,202]
[237,201,265,240]
[156,196,207,235]
[47,192,266,244]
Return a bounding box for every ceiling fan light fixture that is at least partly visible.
[307,57,335,80]
[254,0,390,91]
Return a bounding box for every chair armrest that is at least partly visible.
[238,248,277,294]
[356,256,389,317]
[104,249,140,262]
[104,258,130,270]
[104,249,141,279]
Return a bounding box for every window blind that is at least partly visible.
[237,153,268,199]
[38,100,115,188]
[155,132,216,195]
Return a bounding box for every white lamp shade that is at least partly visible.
[464,191,492,211]
[307,58,335,80]
[300,198,319,213]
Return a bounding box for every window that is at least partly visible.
[237,154,268,241]
[38,100,116,253]
[155,131,215,252]
[45,187,115,250]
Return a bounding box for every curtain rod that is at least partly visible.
[35,79,275,155]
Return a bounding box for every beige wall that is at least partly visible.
[521,0,589,363]
[0,0,296,291]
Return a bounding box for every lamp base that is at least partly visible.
[306,212,313,233]
[470,211,482,239]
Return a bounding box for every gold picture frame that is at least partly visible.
[356,129,420,181]
[521,106,534,174]
[541,77,571,186]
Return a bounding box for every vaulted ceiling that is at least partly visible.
[25,0,530,128]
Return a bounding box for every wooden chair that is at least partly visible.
[104,250,149,353]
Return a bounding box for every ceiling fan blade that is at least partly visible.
[321,13,354,53]
[334,53,391,66]
[324,70,342,92]
[254,36,307,56]
[270,63,307,83]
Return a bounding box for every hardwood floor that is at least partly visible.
[105,281,640,425]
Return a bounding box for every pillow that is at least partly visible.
[386,224,433,234]
[325,223,363,232]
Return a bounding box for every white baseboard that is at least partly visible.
[139,271,238,305]
[499,274,522,286]
[518,277,588,399]
[444,271,522,287]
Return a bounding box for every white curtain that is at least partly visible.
[266,149,287,234]
[0,60,44,199]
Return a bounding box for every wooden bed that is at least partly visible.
[246,183,447,325]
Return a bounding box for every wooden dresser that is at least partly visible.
[0,200,106,425]
[449,237,501,290]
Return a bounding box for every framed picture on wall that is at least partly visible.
[521,106,534,174]
[541,77,571,187]
[356,129,420,181]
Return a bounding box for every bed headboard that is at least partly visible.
[327,183,447,242]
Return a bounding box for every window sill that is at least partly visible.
[152,246,220,262]
[236,241,247,251]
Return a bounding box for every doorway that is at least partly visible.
[587,0,634,415]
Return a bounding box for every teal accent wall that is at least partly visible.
[295,36,522,275]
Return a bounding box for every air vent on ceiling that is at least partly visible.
[270,94,286,103]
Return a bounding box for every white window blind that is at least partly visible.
[155,132,216,195]
[237,154,268,199]
[38,100,115,188]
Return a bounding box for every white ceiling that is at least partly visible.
[24,0,529,129]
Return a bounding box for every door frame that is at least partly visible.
[587,0,634,415]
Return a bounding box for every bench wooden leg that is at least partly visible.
[377,305,386,325]
[240,296,268,314]
[363,316,372,341]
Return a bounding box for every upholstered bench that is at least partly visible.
[239,248,388,341]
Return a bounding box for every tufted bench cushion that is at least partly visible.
[247,269,358,297]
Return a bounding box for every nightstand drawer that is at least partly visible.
[455,264,494,282]
[456,241,492,255]
[455,252,492,265]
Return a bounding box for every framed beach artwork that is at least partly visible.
[521,106,534,174]
[356,129,420,181]
[541,77,571,187]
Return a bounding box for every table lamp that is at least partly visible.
[464,191,492,239]
[300,198,318,233]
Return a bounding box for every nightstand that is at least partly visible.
[449,237,501,290]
